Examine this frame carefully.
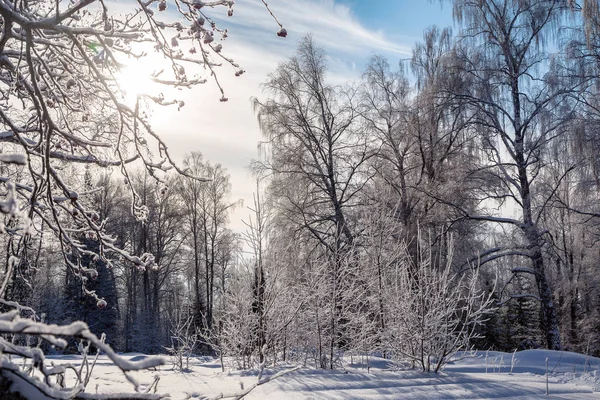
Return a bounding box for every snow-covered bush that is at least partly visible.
[164,315,197,372]
[382,233,495,373]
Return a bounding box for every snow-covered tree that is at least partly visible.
[446,0,598,350]
[178,152,239,343]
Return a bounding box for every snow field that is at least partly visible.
[36,349,600,399]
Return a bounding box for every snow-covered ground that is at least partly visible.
[42,350,600,399]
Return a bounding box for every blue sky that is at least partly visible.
[147,0,457,232]
[337,0,454,42]
[331,0,455,72]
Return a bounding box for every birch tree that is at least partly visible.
[254,36,373,364]
[448,0,594,349]
[178,152,238,338]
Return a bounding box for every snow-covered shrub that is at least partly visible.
[382,233,495,373]
[210,269,259,370]
[164,315,197,372]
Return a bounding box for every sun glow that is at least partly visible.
[113,58,183,125]
[115,64,154,106]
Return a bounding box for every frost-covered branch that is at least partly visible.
[0,306,166,399]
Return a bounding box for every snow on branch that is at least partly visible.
[512,266,536,275]
[497,293,542,306]
[0,307,166,399]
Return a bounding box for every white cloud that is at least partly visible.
[216,0,411,58]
